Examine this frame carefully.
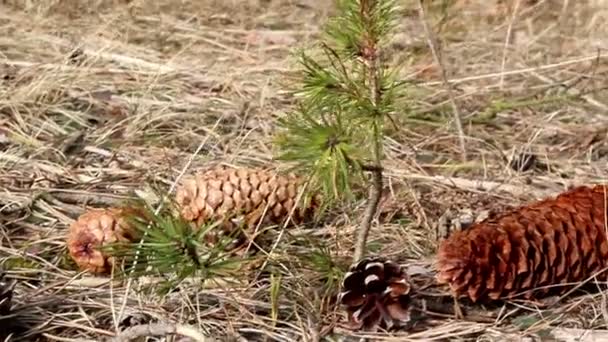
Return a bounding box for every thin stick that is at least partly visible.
[418,53,608,87]
[387,170,559,199]
[416,0,467,162]
[499,0,522,89]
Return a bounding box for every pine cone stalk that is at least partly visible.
[436,184,608,302]
[174,166,321,247]
[67,207,143,274]
[338,257,412,330]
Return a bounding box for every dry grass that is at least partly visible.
[2,0,608,340]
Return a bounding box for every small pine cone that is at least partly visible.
[338,257,412,330]
[175,166,321,246]
[436,184,608,303]
[67,207,142,274]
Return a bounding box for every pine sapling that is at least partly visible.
[274,0,404,262]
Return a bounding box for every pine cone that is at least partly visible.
[67,207,142,274]
[175,166,321,246]
[436,184,608,303]
[338,257,412,330]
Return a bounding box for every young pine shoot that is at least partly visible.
[275,0,404,262]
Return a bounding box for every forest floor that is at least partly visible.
[2,0,608,341]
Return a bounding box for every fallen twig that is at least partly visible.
[388,170,562,199]
[109,322,216,342]
[550,328,608,342]
[417,53,608,87]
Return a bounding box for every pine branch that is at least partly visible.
[353,0,385,262]
[273,0,403,263]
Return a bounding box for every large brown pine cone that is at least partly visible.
[175,166,321,246]
[66,207,142,274]
[436,184,608,303]
[338,257,412,330]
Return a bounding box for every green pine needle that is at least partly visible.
[275,106,365,207]
[307,248,345,295]
[325,0,400,57]
[103,204,249,291]
[274,0,405,218]
[296,48,367,117]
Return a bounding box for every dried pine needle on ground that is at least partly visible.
[2,0,608,341]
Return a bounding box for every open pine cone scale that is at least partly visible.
[175,166,321,248]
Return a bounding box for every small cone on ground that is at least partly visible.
[338,257,412,330]
[436,184,608,303]
[67,207,143,274]
[175,166,321,247]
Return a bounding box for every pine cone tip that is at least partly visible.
[338,257,412,330]
[67,207,142,274]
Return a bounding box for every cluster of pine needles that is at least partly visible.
[102,201,250,295]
